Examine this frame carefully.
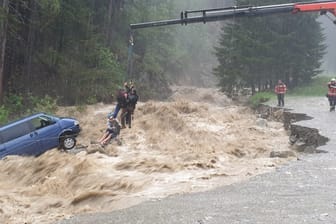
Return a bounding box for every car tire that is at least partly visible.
[60,135,76,150]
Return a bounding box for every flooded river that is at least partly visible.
[0,86,296,224]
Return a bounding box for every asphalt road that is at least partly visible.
[57,97,336,224]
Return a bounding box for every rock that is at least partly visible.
[270,150,296,158]
[291,124,329,146]
[256,118,268,127]
[86,144,105,154]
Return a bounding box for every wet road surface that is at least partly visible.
[57,97,336,224]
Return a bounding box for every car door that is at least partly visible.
[29,116,60,155]
[2,121,40,157]
[0,135,6,158]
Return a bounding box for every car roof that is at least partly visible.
[0,113,50,130]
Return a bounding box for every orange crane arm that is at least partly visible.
[130,1,336,29]
[294,1,336,16]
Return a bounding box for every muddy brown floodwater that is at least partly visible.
[0,86,296,224]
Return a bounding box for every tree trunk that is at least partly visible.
[24,1,37,92]
[105,0,114,46]
[106,0,124,46]
[251,83,256,95]
[258,81,261,92]
[0,0,9,103]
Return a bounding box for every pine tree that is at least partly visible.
[0,0,9,102]
[213,0,326,95]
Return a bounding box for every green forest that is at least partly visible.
[214,0,326,96]
[0,0,328,120]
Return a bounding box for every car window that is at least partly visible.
[30,115,55,130]
[41,115,57,123]
[1,122,31,143]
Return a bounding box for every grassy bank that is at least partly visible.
[288,76,330,97]
[248,76,330,108]
[248,92,275,108]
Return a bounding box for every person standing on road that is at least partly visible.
[274,80,287,107]
[327,78,336,112]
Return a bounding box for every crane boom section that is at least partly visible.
[294,1,336,16]
[130,1,336,29]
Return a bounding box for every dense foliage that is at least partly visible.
[0,0,222,109]
[1,0,128,106]
[213,0,326,96]
[0,0,328,120]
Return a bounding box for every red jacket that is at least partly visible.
[328,82,336,96]
[275,84,287,94]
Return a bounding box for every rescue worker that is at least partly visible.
[327,78,336,112]
[123,88,139,128]
[112,88,128,119]
[124,81,133,94]
[112,81,134,119]
[274,80,287,107]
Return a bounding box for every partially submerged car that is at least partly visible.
[0,113,81,159]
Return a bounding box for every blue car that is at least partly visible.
[0,113,81,159]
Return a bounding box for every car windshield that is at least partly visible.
[40,115,58,123]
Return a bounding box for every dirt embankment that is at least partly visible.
[0,86,297,224]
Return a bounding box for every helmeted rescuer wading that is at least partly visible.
[327,78,336,112]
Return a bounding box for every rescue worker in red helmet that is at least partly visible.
[327,78,336,112]
[274,80,287,107]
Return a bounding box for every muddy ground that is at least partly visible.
[0,86,297,224]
